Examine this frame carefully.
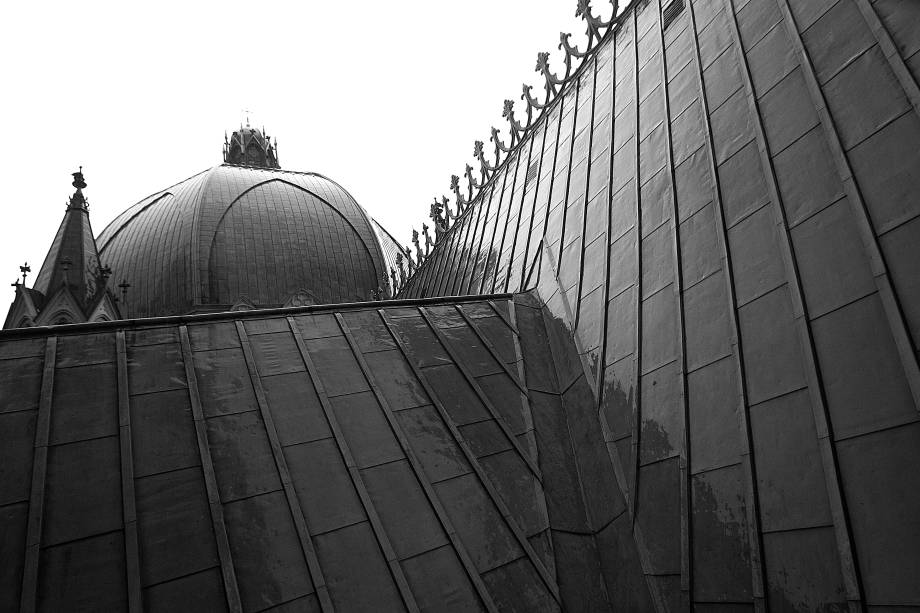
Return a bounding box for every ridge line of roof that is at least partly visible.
[400,0,636,292]
[0,293,515,339]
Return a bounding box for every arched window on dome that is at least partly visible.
[45,307,79,326]
[245,142,262,166]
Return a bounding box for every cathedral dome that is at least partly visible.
[96,164,392,317]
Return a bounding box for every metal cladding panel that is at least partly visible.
[0,295,582,612]
[96,165,390,317]
[398,0,920,608]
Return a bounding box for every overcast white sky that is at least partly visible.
[0,1,615,294]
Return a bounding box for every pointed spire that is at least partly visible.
[5,168,123,329]
[33,169,105,302]
[68,166,88,210]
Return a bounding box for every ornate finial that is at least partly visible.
[441,195,455,225]
[575,0,613,49]
[406,0,619,290]
[522,83,546,116]
[473,139,495,182]
[72,166,87,190]
[19,262,30,286]
[99,265,112,285]
[502,100,517,138]
[404,246,416,274]
[464,164,480,201]
[537,51,567,100]
[68,167,88,209]
[502,99,528,145]
[429,197,445,236]
[490,126,512,162]
[412,229,423,262]
[422,223,432,255]
[396,252,407,286]
[450,175,466,212]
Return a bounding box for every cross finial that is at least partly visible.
[117,279,131,317]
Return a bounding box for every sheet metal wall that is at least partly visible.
[0,298,579,613]
[400,0,920,608]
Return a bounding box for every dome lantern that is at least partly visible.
[223,119,280,169]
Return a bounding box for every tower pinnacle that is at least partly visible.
[223,122,280,169]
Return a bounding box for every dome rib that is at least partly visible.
[203,176,384,290]
[97,164,391,317]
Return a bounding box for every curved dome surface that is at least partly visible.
[97,165,389,317]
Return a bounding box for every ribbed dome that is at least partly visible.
[96,165,390,317]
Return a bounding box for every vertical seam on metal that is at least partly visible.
[500,137,538,293]
[555,75,584,282]
[455,205,480,294]
[440,200,475,297]
[458,185,489,296]
[538,236,601,397]
[454,305,529,395]
[851,0,920,119]
[178,326,243,613]
[486,298,517,333]
[464,182,496,295]
[417,306,544,481]
[418,240,437,298]
[116,331,144,613]
[655,0,692,601]
[378,309,561,605]
[233,321,335,613]
[502,300,541,466]
[487,149,522,294]
[428,216,454,299]
[574,56,600,328]
[479,167,512,295]
[534,89,570,287]
[438,208,468,297]
[334,313,500,613]
[775,0,920,410]
[505,298,555,583]
[460,195,487,295]
[515,122,551,293]
[19,336,56,613]
[448,213,481,296]
[685,0,768,607]
[597,28,619,402]
[284,316,420,613]
[720,1,866,607]
[630,5,644,530]
[534,304,601,538]
[631,11,672,611]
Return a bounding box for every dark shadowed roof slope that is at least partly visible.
[0,292,646,611]
[96,165,392,317]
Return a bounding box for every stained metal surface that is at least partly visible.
[396,0,920,609]
[0,295,586,612]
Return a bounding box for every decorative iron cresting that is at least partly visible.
[403,0,618,288]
